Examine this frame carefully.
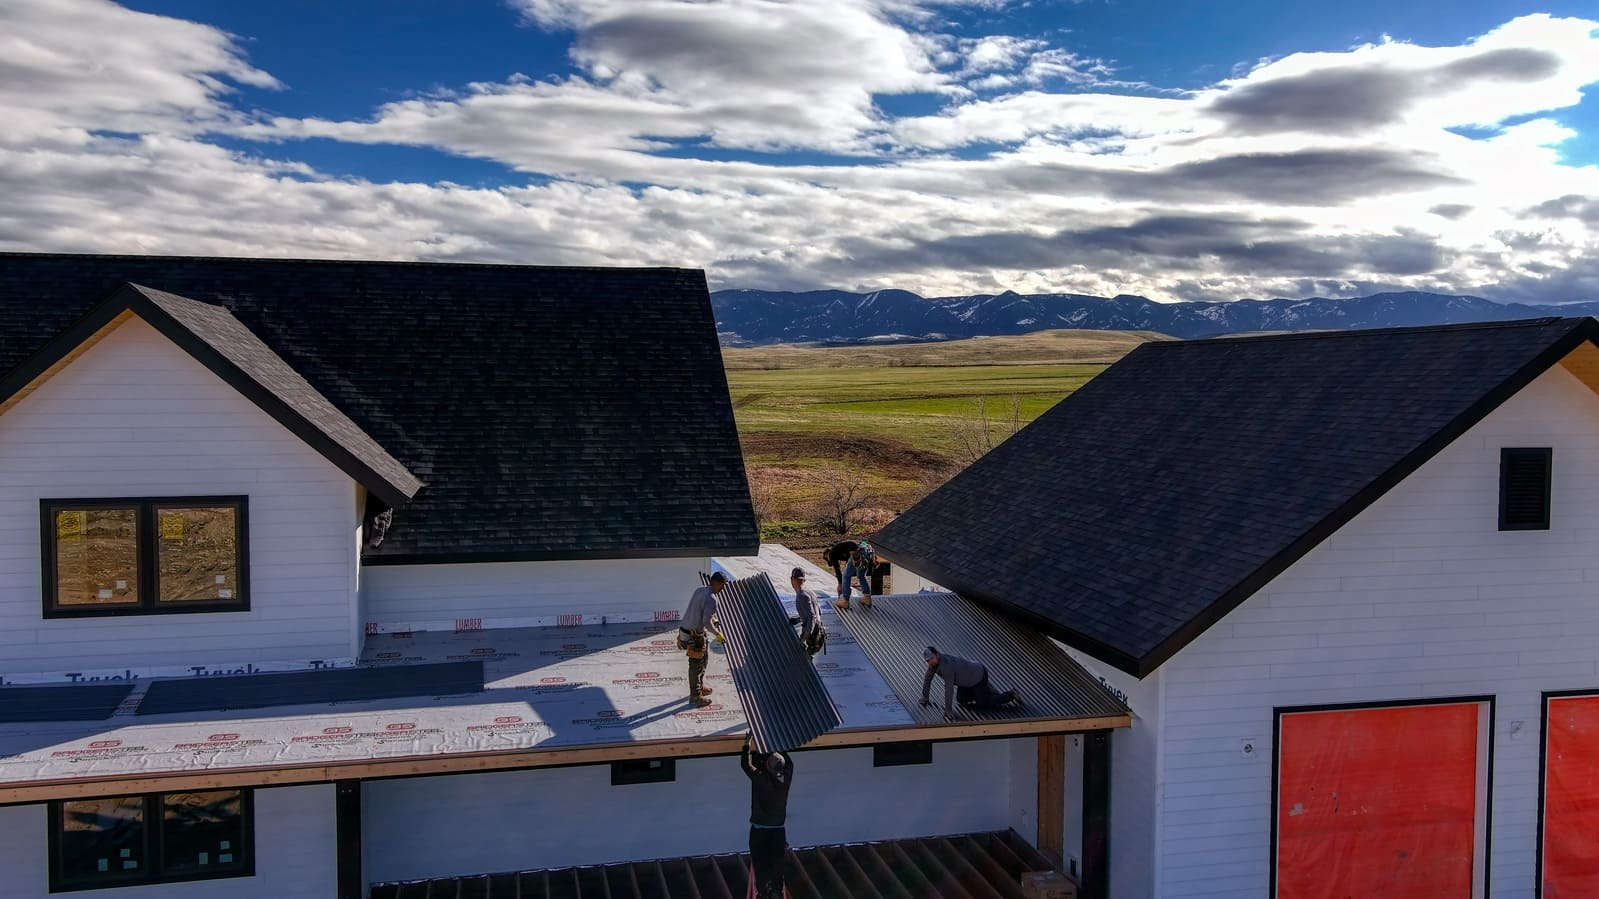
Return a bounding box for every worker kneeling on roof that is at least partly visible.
[920,646,1017,720]
[680,572,727,706]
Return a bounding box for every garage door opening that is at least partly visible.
[1273,698,1492,899]
[1541,691,1599,898]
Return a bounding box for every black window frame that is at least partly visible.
[873,741,934,767]
[1499,447,1552,531]
[41,496,250,618]
[610,758,676,785]
[47,789,255,893]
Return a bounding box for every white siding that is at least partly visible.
[0,317,362,677]
[360,557,710,627]
[1069,649,1162,899]
[364,739,1023,883]
[1155,364,1599,898]
[0,785,336,898]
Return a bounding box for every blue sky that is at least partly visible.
[3,0,1599,301]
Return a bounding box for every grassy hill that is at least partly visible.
[726,329,1168,545]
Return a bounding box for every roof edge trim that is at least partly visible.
[361,543,760,566]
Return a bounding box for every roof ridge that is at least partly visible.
[0,251,702,276]
[1143,316,1584,349]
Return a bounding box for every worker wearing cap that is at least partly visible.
[742,734,794,899]
[791,567,823,657]
[920,646,1017,720]
[680,573,726,706]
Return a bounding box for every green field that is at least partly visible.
[723,329,1167,545]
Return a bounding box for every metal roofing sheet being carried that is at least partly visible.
[836,592,1129,727]
[713,573,841,752]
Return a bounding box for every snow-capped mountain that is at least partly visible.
[711,288,1599,345]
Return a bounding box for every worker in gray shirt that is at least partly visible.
[679,572,726,706]
[790,567,824,656]
[920,646,1017,719]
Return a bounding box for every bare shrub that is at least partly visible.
[813,467,872,537]
[951,394,1023,469]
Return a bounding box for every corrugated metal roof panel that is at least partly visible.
[371,829,1061,899]
[836,592,1128,725]
[713,573,841,752]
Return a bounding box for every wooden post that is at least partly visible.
[1080,730,1111,899]
[336,779,363,899]
[1037,734,1066,867]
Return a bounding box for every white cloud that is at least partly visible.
[0,1,1598,305]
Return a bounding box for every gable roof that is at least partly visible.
[0,283,422,506]
[0,253,757,562]
[873,317,1599,677]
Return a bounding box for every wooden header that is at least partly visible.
[0,713,1129,805]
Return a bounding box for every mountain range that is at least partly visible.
[710,288,1599,345]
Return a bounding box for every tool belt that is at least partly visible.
[678,627,708,659]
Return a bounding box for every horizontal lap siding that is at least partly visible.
[0,319,359,676]
[363,740,1021,883]
[360,557,709,624]
[1158,365,1599,899]
[0,784,336,898]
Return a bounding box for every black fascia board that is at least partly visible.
[360,543,761,566]
[880,316,1599,679]
[0,283,419,509]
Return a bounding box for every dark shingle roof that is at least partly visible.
[0,253,757,561]
[874,317,1599,676]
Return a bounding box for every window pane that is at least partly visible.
[57,796,146,886]
[161,791,247,875]
[156,506,240,604]
[54,508,139,607]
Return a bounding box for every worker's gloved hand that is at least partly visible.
[919,698,930,707]
[714,633,725,645]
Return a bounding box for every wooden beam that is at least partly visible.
[1080,729,1111,899]
[1036,735,1065,867]
[335,779,362,899]
[0,310,133,418]
[0,714,1130,805]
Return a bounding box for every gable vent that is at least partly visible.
[1499,447,1552,531]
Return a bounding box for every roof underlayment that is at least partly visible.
[370,829,1061,899]
[0,546,1126,800]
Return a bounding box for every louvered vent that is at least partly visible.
[1499,447,1552,530]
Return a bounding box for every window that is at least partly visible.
[873,741,933,767]
[42,497,248,617]
[49,790,253,892]
[611,758,676,785]
[1500,448,1552,531]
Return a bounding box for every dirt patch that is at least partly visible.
[742,431,953,482]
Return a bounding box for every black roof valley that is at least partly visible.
[874,317,1599,676]
[0,254,757,562]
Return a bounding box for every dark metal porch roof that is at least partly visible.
[834,592,1129,727]
[370,829,1062,899]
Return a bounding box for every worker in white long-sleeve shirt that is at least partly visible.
[679,572,726,706]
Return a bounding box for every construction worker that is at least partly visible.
[742,734,793,899]
[824,540,855,595]
[679,572,726,706]
[920,646,1017,720]
[834,541,874,611]
[791,567,823,657]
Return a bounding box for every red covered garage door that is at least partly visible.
[1275,701,1489,899]
[1543,694,1599,898]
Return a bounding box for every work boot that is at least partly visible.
[860,594,873,610]
[700,686,713,696]
[689,695,711,707]
[833,599,850,611]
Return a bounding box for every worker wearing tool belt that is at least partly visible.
[680,572,727,706]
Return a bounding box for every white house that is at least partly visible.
[0,253,1124,898]
[876,316,1599,899]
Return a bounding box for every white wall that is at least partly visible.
[1154,363,1599,898]
[0,318,361,677]
[0,784,336,898]
[364,739,1024,883]
[360,556,710,627]
[1069,649,1162,899]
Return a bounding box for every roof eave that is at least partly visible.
[361,542,761,566]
